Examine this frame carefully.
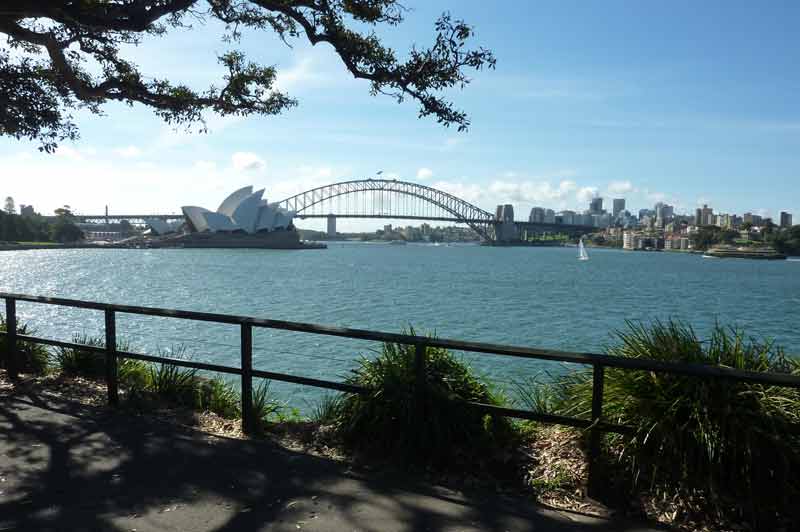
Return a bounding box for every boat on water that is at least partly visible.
[702,245,786,260]
[578,238,589,261]
[389,239,407,246]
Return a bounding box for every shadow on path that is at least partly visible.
[0,389,661,532]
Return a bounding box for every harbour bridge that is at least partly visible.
[274,179,594,242]
[76,179,595,242]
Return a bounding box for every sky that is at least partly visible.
[1,0,798,232]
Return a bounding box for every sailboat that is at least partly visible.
[578,238,589,261]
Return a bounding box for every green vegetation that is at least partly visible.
[538,321,800,529]
[769,225,800,255]
[690,226,740,251]
[0,315,49,374]
[333,329,516,466]
[0,205,84,244]
[50,336,268,422]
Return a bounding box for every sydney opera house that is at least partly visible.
[144,186,321,249]
[181,186,294,234]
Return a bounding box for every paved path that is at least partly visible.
[0,390,661,532]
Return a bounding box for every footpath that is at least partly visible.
[0,389,661,532]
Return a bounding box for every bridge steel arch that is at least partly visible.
[276,179,496,241]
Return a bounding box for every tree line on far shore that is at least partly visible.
[1,197,84,243]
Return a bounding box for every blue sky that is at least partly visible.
[1,0,798,231]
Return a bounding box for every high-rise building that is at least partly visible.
[639,208,655,221]
[558,210,576,225]
[695,204,714,226]
[743,212,763,226]
[589,197,604,215]
[544,209,556,224]
[529,207,545,223]
[496,204,514,223]
[780,211,793,227]
[613,198,626,218]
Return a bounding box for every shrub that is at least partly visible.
[147,347,199,407]
[251,380,286,431]
[312,393,344,425]
[0,315,50,374]
[54,334,147,386]
[54,334,107,378]
[550,320,800,529]
[335,329,517,466]
[197,377,241,419]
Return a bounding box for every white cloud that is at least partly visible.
[487,180,578,204]
[607,180,634,194]
[416,167,433,180]
[231,152,265,172]
[576,186,599,203]
[274,56,319,92]
[114,145,142,158]
[54,145,83,161]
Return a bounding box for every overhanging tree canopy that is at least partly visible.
[0,1,496,152]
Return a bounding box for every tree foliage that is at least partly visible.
[0,1,496,152]
[0,209,51,241]
[3,196,14,215]
[690,226,738,251]
[769,225,800,256]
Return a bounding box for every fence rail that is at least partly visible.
[2,291,800,497]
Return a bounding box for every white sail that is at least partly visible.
[578,238,589,261]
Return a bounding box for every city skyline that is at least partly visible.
[1,1,798,232]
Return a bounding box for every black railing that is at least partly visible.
[2,292,800,495]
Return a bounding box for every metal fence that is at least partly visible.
[2,291,799,495]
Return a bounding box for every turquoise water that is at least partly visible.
[1,244,799,407]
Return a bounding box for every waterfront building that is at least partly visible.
[695,204,714,226]
[780,211,793,227]
[613,198,626,218]
[181,186,294,234]
[544,209,556,224]
[623,231,637,250]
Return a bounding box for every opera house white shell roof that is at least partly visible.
[181,186,295,234]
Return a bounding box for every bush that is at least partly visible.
[0,315,50,374]
[197,377,241,419]
[251,380,287,431]
[54,334,107,378]
[55,334,147,387]
[549,321,800,529]
[147,347,199,407]
[312,393,344,425]
[335,329,516,466]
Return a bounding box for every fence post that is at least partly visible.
[414,341,427,421]
[241,322,255,436]
[587,363,605,499]
[105,308,118,405]
[4,298,18,380]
